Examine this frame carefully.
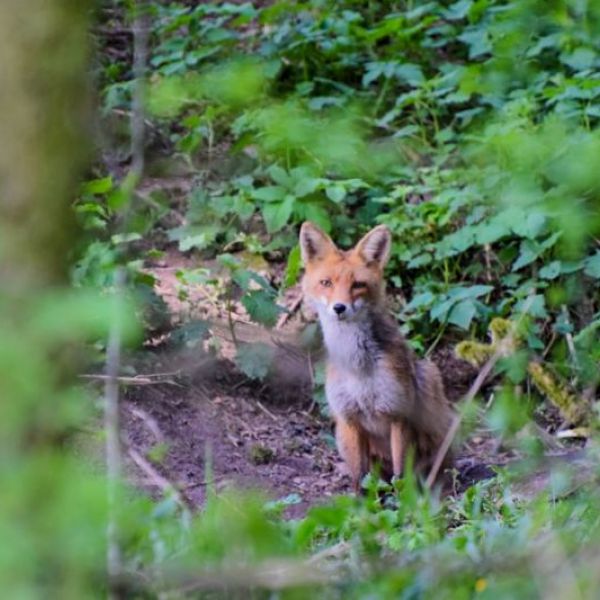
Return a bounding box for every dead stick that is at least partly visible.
[425,347,504,488]
[276,294,303,329]
[426,295,535,488]
[126,405,164,443]
[105,268,126,592]
[256,400,278,422]
[80,374,182,386]
[127,446,192,511]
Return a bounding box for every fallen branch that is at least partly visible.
[426,343,505,488]
[127,446,192,512]
[105,267,126,594]
[80,373,182,386]
[256,400,279,422]
[126,405,164,443]
[427,296,535,488]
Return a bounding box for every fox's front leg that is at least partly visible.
[390,420,408,478]
[335,418,369,493]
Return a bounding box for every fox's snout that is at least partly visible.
[333,303,346,315]
[319,296,365,321]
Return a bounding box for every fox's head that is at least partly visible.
[299,222,391,322]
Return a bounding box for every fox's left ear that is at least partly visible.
[355,225,391,267]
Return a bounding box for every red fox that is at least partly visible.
[300,222,453,492]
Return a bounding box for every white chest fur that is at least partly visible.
[320,317,409,437]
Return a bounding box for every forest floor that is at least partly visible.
[116,245,522,517]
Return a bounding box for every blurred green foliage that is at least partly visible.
[3,0,600,596]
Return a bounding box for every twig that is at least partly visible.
[276,294,303,329]
[425,345,504,488]
[256,400,279,422]
[181,477,224,491]
[307,541,351,565]
[561,305,579,371]
[164,560,337,595]
[426,295,535,488]
[126,405,164,443]
[130,0,150,179]
[80,373,182,386]
[127,446,192,512]
[105,267,126,593]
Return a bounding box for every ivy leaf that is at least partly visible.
[261,195,295,232]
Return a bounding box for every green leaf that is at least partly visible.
[81,176,113,195]
[515,294,547,318]
[395,63,424,86]
[326,185,347,203]
[407,253,432,268]
[242,290,282,327]
[111,233,142,245]
[584,252,600,278]
[447,285,493,301]
[458,28,491,59]
[512,240,539,271]
[447,299,477,330]
[252,186,286,203]
[261,195,295,233]
[404,292,434,312]
[294,177,320,197]
[283,245,301,288]
[539,261,561,280]
[267,165,291,187]
[235,342,274,380]
[475,220,510,245]
[298,202,331,232]
[430,298,455,323]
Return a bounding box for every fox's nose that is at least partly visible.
[333,303,346,315]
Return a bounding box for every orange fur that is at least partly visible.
[300,222,453,491]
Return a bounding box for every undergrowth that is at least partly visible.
[50,0,600,595]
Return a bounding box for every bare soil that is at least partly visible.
[117,250,519,516]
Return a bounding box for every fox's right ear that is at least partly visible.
[299,222,336,264]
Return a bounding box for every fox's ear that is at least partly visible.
[300,222,336,263]
[355,225,391,267]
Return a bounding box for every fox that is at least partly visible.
[299,221,453,492]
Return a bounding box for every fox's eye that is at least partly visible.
[351,281,367,290]
[320,279,332,288]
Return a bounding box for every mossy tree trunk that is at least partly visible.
[0,0,92,291]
